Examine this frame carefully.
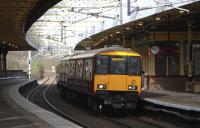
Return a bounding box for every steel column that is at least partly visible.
[0,50,2,77]
[187,21,192,77]
[2,50,7,77]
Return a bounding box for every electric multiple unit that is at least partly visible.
[57,47,142,110]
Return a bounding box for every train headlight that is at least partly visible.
[128,85,137,90]
[97,84,107,89]
[128,86,132,90]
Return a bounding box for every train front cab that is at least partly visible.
[93,51,142,109]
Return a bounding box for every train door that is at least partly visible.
[94,56,109,91]
[108,56,127,91]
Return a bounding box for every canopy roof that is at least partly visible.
[0,0,61,51]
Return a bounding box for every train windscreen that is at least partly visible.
[127,56,141,75]
[96,55,141,75]
[110,56,126,74]
[96,55,109,74]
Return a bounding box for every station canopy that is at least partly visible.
[26,0,199,54]
[75,0,200,50]
[0,0,61,51]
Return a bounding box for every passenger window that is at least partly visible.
[69,61,75,77]
[84,59,93,80]
[65,63,69,77]
[76,60,83,79]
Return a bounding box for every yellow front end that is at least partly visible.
[93,51,141,109]
[94,74,141,94]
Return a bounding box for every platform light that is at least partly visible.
[116,31,120,34]
[126,27,130,30]
[175,7,189,14]
[155,17,160,21]
[138,22,143,26]
[179,10,185,14]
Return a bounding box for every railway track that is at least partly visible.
[100,113,163,128]
[26,78,164,128]
[26,77,49,100]
[43,79,89,128]
[27,77,90,128]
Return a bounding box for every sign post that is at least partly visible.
[28,51,31,79]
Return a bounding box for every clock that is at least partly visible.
[150,45,160,55]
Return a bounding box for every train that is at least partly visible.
[56,46,142,110]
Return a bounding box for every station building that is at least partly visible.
[76,1,200,92]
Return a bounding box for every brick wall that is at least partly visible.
[148,76,200,92]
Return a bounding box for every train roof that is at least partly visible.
[62,46,140,60]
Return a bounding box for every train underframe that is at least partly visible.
[57,82,139,110]
[95,91,138,109]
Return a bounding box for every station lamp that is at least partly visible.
[138,22,143,26]
[179,10,185,14]
[175,7,189,14]
[155,17,160,21]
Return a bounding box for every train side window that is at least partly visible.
[65,62,69,77]
[65,61,69,78]
[75,60,83,79]
[63,61,65,74]
[84,59,93,80]
[69,61,75,78]
[63,61,66,74]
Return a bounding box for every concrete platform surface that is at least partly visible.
[141,90,200,112]
[0,79,81,128]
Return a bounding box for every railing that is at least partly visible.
[185,81,200,93]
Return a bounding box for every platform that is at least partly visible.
[141,90,200,112]
[0,78,81,128]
